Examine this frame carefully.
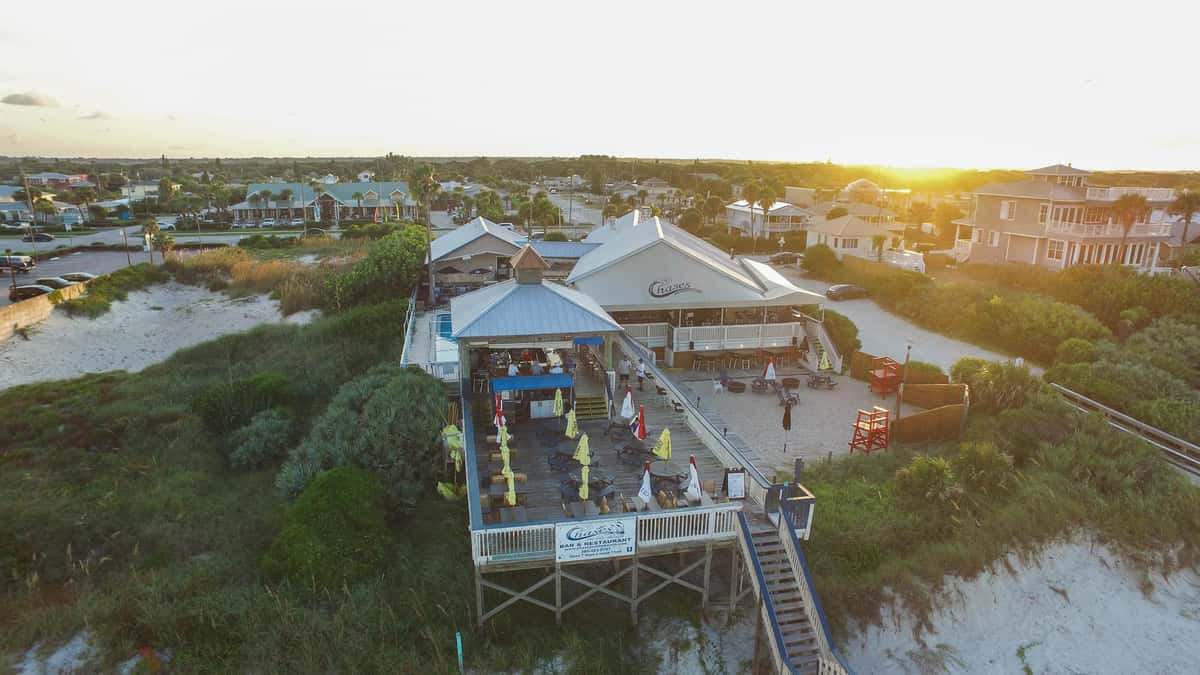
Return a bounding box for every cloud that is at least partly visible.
[167,144,190,150]
[77,111,108,120]
[165,114,179,121]
[2,133,20,144]
[2,92,58,107]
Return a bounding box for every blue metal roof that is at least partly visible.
[529,241,601,260]
[451,279,622,339]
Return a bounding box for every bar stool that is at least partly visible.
[737,353,753,370]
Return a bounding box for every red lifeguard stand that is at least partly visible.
[869,356,900,398]
[848,406,890,453]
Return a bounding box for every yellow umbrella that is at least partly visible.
[505,474,517,506]
[498,424,509,448]
[573,433,591,465]
[579,465,590,501]
[653,428,672,461]
[553,388,564,417]
[501,446,513,478]
[443,424,464,473]
[564,409,579,439]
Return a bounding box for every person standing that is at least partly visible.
[618,356,631,386]
[636,358,647,391]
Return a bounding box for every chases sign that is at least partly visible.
[555,516,637,562]
[648,279,701,298]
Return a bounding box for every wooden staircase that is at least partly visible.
[747,518,821,674]
[572,395,608,420]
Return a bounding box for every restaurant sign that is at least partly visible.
[555,516,638,563]
[648,279,701,298]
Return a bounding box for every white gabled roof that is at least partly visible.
[428,216,525,263]
[725,200,809,216]
[582,209,646,244]
[451,279,622,339]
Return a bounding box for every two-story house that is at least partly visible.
[724,200,812,237]
[954,164,1174,271]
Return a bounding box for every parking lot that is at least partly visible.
[1,250,151,308]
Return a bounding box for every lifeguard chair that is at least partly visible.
[868,356,900,398]
[848,406,890,453]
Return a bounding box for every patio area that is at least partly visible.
[470,389,730,524]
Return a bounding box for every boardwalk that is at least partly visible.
[472,391,728,523]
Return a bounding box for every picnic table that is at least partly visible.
[650,459,688,491]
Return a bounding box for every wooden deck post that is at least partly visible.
[555,562,563,625]
[630,551,639,624]
[474,565,484,627]
[729,547,740,612]
[701,543,713,609]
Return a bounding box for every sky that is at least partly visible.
[1,0,1198,170]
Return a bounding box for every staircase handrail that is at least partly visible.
[737,512,798,674]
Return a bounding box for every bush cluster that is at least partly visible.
[228,409,293,469]
[192,371,293,435]
[57,264,171,318]
[950,357,1042,412]
[260,467,389,588]
[903,360,946,384]
[322,227,427,312]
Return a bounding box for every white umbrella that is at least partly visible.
[637,460,653,506]
[620,385,634,419]
[762,358,777,381]
[685,455,702,504]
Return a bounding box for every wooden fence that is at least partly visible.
[848,351,877,381]
[892,404,966,443]
[901,383,966,410]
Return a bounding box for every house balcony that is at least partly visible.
[1045,221,1172,238]
[1086,186,1176,202]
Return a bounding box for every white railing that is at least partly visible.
[471,503,742,566]
[398,288,418,366]
[800,314,844,373]
[1048,222,1172,237]
[622,322,671,349]
[779,499,854,674]
[1086,186,1175,202]
[673,322,805,352]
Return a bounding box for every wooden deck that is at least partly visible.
[473,390,730,523]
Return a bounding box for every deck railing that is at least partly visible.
[398,288,419,366]
[736,512,794,675]
[471,502,742,566]
[779,498,854,674]
[623,322,671,349]
[672,322,805,352]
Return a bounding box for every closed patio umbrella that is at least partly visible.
[685,455,702,503]
[630,405,647,441]
[493,393,506,428]
[818,350,832,372]
[652,428,672,460]
[579,465,590,501]
[782,401,792,453]
[564,408,579,439]
[553,388,564,417]
[637,460,653,505]
[763,358,777,381]
[505,474,517,506]
[443,424,463,474]
[573,433,591,466]
[620,386,634,419]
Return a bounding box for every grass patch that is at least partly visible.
[165,247,353,315]
[56,264,170,318]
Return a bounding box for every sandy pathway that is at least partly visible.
[0,282,316,389]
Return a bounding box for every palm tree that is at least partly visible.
[409,164,440,305]
[704,195,724,225]
[248,193,261,224]
[74,188,97,223]
[1111,194,1148,266]
[1169,188,1200,268]
[33,197,57,225]
[756,185,777,244]
[259,190,274,224]
[142,218,161,263]
[278,189,293,221]
[742,182,760,236]
[637,189,649,206]
[307,180,322,222]
[872,234,887,262]
[352,191,364,219]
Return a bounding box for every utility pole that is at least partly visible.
[121,227,132,266]
[4,248,17,289]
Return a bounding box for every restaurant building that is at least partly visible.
[568,213,835,369]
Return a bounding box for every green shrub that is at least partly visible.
[57,264,171,318]
[229,409,293,469]
[951,357,1041,412]
[277,365,446,509]
[260,467,389,588]
[323,227,426,312]
[1055,338,1097,365]
[192,372,294,435]
[1131,398,1200,444]
[893,455,960,506]
[801,243,838,276]
[341,222,402,240]
[951,441,1013,494]
[819,309,861,358]
[903,360,945,384]
[992,393,1076,466]
[543,231,568,242]
[239,234,298,249]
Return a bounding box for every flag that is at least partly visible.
[763,358,777,381]
[652,428,672,460]
[579,465,590,502]
[493,394,505,428]
[553,388,564,417]
[685,455,702,503]
[638,461,653,505]
[565,408,578,439]
[620,386,634,419]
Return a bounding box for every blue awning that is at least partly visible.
[491,374,574,392]
[573,336,604,345]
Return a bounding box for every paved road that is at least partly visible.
[2,250,151,307]
[768,262,1027,373]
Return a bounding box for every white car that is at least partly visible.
[290,218,305,226]
[232,222,256,229]
[156,221,177,230]
[260,219,276,227]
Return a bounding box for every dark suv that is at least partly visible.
[0,255,35,273]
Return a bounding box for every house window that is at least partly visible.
[1047,239,1065,261]
[989,231,1001,247]
[1038,204,1050,224]
[843,238,859,249]
[999,200,1017,220]
[973,229,984,244]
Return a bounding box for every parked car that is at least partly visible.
[300,228,327,238]
[231,222,256,229]
[8,284,53,302]
[35,276,78,290]
[0,223,25,231]
[260,219,276,227]
[155,220,177,230]
[769,252,800,265]
[22,232,55,243]
[825,284,869,301]
[0,255,35,272]
[290,218,306,226]
[60,272,98,282]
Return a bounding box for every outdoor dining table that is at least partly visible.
[649,459,688,490]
